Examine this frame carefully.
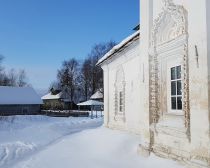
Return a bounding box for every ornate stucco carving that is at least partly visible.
[149,0,190,140]
[183,43,190,140]
[114,65,126,122]
[151,0,187,47]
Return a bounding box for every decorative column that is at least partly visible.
[138,0,153,157]
[102,65,109,127]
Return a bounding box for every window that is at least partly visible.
[119,91,123,112]
[171,65,182,110]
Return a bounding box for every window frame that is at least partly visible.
[167,63,183,115]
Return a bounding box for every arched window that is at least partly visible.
[114,66,126,121]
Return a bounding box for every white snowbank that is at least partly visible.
[13,127,184,168]
[0,115,102,168]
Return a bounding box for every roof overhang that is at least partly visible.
[96,30,140,67]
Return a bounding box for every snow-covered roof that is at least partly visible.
[90,91,103,100]
[97,30,140,66]
[77,100,103,106]
[0,86,43,105]
[41,92,62,100]
[42,90,71,102]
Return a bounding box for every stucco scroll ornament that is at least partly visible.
[149,0,190,140]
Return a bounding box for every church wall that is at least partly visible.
[102,0,210,166]
[138,0,153,153]
[139,0,210,166]
[102,39,142,134]
[207,0,210,134]
[188,1,210,162]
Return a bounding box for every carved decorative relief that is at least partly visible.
[149,0,190,140]
[151,0,187,46]
[114,65,126,122]
[182,43,190,140]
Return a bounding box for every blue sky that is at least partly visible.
[0,0,139,91]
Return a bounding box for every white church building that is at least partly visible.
[97,0,210,167]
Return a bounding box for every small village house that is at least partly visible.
[0,86,43,115]
[41,88,76,110]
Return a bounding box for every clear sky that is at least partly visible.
[0,0,139,91]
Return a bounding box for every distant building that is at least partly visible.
[90,90,103,102]
[41,88,76,110]
[0,86,43,115]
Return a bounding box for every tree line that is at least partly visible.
[50,41,116,103]
[0,55,28,87]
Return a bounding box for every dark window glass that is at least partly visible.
[171,81,176,95]
[171,67,176,80]
[176,66,181,79]
[119,92,123,104]
[119,92,123,112]
[177,80,182,95]
[170,65,182,111]
[177,97,182,110]
[171,97,176,110]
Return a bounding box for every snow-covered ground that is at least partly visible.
[0,115,102,168]
[0,115,185,168]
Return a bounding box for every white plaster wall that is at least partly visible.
[102,67,109,127]
[140,0,210,163]
[207,0,210,133]
[102,39,142,134]
[138,0,153,147]
[102,0,210,164]
[208,0,210,62]
[188,0,210,155]
[151,0,209,137]
[108,40,142,134]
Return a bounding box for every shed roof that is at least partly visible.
[41,92,62,100]
[90,91,103,100]
[97,30,140,66]
[0,86,43,105]
[77,100,103,106]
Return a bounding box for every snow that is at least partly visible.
[90,91,103,100]
[97,30,140,65]
[0,86,43,105]
[41,92,62,100]
[0,115,102,168]
[0,115,184,168]
[77,99,104,106]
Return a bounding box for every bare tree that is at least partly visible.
[17,69,27,87]
[7,69,17,86]
[57,58,79,103]
[0,55,3,72]
[81,58,92,100]
[49,81,62,91]
[0,56,29,87]
[81,41,116,99]
[0,55,4,85]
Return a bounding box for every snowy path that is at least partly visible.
[13,127,184,168]
[0,115,103,168]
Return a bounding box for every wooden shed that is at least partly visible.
[0,86,43,115]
